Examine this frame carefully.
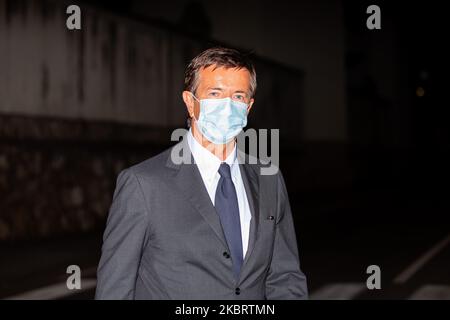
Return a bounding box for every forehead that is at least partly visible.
[197,65,251,90]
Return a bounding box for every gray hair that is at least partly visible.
[184,47,257,98]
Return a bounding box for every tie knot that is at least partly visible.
[218,163,232,179]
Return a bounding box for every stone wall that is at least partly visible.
[0,113,173,240]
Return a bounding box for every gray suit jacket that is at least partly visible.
[95,137,308,299]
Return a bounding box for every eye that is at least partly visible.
[233,94,245,101]
[208,91,220,97]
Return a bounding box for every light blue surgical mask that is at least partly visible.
[191,93,248,145]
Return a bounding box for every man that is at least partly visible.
[95,47,308,299]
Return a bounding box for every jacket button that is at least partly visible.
[235,287,241,295]
[223,251,230,258]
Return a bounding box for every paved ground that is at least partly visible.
[296,185,450,299]
[1,185,449,300]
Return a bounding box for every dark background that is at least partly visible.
[0,0,449,299]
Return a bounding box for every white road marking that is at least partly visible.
[394,233,450,284]
[5,278,97,300]
[409,285,450,300]
[310,283,366,300]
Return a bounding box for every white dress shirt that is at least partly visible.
[187,129,252,257]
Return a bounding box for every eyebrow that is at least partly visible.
[206,87,249,96]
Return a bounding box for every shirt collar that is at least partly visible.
[187,128,238,183]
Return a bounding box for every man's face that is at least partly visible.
[183,65,254,122]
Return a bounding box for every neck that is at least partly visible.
[191,122,235,161]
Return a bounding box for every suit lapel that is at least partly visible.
[238,151,261,268]
[166,137,262,278]
[166,137,229,250]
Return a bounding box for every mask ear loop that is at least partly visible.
[189,92,200,122]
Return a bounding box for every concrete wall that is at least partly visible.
[0,0,305,139]
[0,0,308,240]
[0,0,199,127]
[132,0,348,142]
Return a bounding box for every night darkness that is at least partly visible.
[0,0,449,302]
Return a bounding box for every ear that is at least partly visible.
[247,98,254,114]
[182,91,195,118]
